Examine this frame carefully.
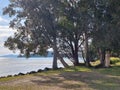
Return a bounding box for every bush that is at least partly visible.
[110,57,120,64]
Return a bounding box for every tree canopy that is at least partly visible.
[3,0,120,68]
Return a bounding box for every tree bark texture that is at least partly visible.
[105,51,110,67]
[52,40,58,69]
[99,48,105,67]
[84,32,91,67]
[57,53,69,68]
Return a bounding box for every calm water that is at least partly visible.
[0,57,72,77]
[0,57,83,77]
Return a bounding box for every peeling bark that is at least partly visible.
[84,32,91,67]
[105,51,110,67]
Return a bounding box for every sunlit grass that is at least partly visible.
[90,57,120,76]
[95,67,120,76]
[0,85,60,90]
[64,66,92,72]
[0,75,25,82]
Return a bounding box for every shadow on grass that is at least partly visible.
[31,68,120,90]
[95,65,120,76]
[32,75,63,85]
[59,72,120,90]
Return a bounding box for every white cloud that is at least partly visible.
[0,33,12,37]
[0,25,9,28]
[0,25,16,40]
[0,25,15,35]
[0,16,9,23]
[0,25,16,55]
[0,45,14,55]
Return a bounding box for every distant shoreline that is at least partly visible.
[0,54,53,58]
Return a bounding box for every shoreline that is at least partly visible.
[0,67,63,78]
[0,57,75,77]
[0,64,120,90]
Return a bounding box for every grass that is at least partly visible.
[0,58,120,90]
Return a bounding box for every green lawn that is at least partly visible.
[0,58,120,90]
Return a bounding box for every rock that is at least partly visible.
[7,75,12,77]
[14,74,18,76]
[44,67,51,71]
[29,71,36,74]
[18,73,25,76]
[37,69,43,72]
[58,67,63,69]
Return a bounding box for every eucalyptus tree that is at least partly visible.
[110,0,120,56]
[3,0,69,69]
[58,0,83,66]
[92,0,112,67]
[57,0,94,66]
[92,0,120,67]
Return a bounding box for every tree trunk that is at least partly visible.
[73,49,79,66]
[57,53,69,68]
[84,32,91,67]
[73,37,79,66]
[105,51,110,67]
[69,41,79,66]
[52,39,58,69]
[99,48,105,67]
[52,38,69,69]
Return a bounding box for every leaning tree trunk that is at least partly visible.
[52,38,69,69]
[105,51,110,67]
[57,52,69,68]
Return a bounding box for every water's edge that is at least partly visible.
[0,57,83,77]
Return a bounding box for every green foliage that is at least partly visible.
[110,57,120,64]
[2,0,120,67]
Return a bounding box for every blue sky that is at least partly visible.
[0,0,16,55]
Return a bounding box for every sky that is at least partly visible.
[0,0,16,55]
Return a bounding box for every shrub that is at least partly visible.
[110,57,120,64]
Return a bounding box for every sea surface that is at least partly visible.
[0,57,83,77]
